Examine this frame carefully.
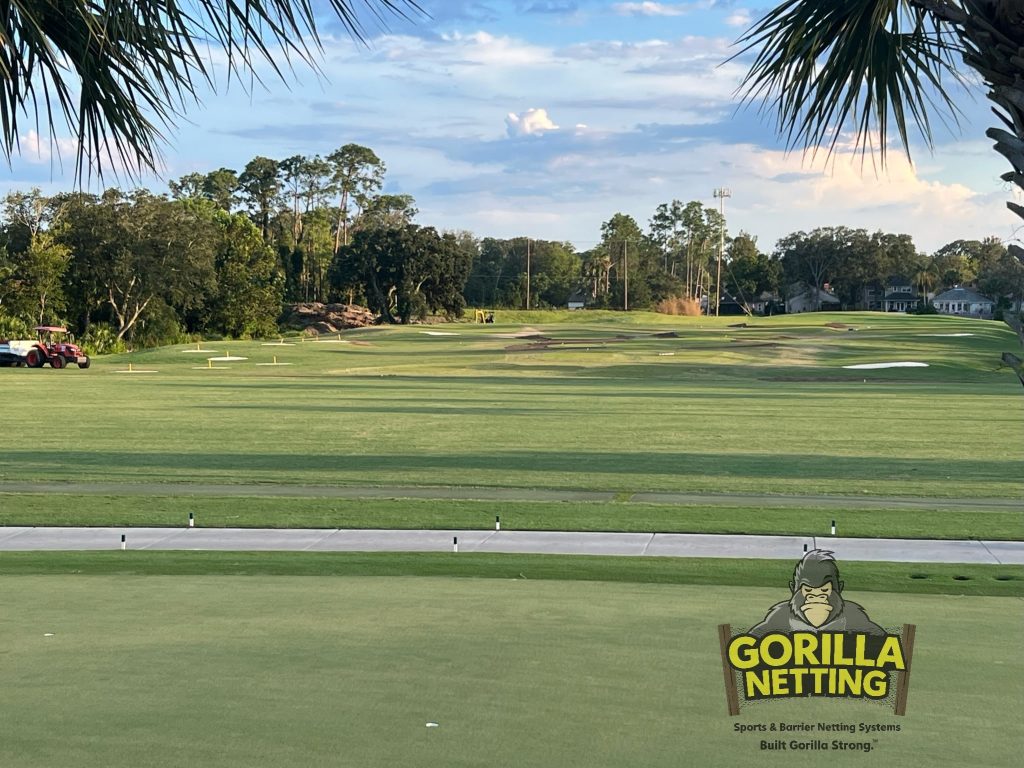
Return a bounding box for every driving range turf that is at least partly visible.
[2,311,1022,766]
[2,572,1021,768]
[1,311,1021,538]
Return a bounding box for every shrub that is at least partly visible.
[655,296,702,316]
[79,325,129,356]
[0,314,33,340]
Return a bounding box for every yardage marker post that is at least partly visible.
[495,515,501,531]
[894,624,917,715]
[120,534,126,551]
[188,512,194,528]
[453,536,458,553]
[831,520,836,536]
[718,624,740,716]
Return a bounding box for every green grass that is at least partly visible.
[1,574,1020,767]
[1,312,1021,535]
[1,494,1022,540]
[0,551,1020,596]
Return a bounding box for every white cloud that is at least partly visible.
[18,130,78,164]
[505,108,560,137]
[373,31,552,67]
[724,10,752,28]
[614,2,689,16]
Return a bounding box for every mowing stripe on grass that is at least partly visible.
[0,551,1019,596]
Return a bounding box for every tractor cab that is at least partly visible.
[31,326,91,369]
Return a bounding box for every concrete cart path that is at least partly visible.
[0,527,1021,565]
[1,481,1022,510]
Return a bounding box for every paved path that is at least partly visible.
[1,482,1021,510]
[0,527,1020,564]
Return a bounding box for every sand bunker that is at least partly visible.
[842,362,929,370]
[492,327,546,339]
[421,331,459,336]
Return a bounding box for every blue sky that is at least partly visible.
[4,0,1019,253]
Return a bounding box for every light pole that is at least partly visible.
[526,238,531,310]
[712,188,731,317]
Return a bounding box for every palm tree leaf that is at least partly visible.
[0,0,424,181]
[731,0,967,165]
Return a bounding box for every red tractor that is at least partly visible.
[18,326,90,369]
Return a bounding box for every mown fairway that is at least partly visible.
[1,574,1020,768]
[1,312,1021,537]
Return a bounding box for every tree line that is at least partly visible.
[1,144,1021,350]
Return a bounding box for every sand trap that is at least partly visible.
[421,331,459,336]
[493,327,545,339]
[920,333,974,337]
[657,352,675,356]
[842,362,929,370]
[181,349,216,353]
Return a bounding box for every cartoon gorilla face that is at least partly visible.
[789,578,844,628]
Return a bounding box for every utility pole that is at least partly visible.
[623,240,629,311]
[713,187,731,317]
[526,238,531,310]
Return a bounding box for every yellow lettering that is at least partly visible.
[863,670,889,698]
[876,637,906,670]
[761,634,792,667]
[728,635,759,670]
[838,668,861,695]
[833,634,853,666]
[793,633,818,666]
[790,667,807,695]
[854,634,874,667]
[771,668,790,695]
[745,670,771,697]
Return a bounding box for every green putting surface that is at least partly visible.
[1,575,1020,767]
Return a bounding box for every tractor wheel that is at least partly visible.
[25,349,42,368]
[50,354,66,369]
[79,357,91,369]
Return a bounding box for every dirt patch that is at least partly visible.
[824,322,849,329]
[652,331,679,338]
[281,303,377,334]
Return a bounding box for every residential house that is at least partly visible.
[786,284,841,314]
[882,275,920,313]
[932,286,995,318]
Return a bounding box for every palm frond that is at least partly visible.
[0,0,424,181]
[731,0,967,164]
